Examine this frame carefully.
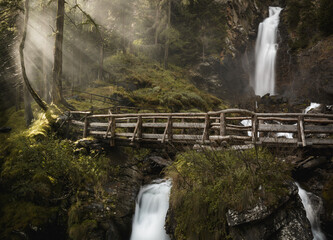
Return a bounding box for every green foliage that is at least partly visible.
[286,0,332,50]
[0,111,120,239]
[100,53,223,112]
[286,0,301,30]
[167,148,292,239]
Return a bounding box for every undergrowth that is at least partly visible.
[167,148,292,240]
[0,109,118,239]
[70,53,225,112]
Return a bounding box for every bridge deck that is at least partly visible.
[66,109,333,148]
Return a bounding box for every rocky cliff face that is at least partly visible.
[276,1,333,104]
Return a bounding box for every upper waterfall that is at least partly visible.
[253,6,282,96]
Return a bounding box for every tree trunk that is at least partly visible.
[24,84,33,126]
[98,40,104,80]
[52,0,65,104]
[19,0,48,111]
[164,0,171,69]
[154,0,160,45]
[121,9,126,54]
[52,0,74,109]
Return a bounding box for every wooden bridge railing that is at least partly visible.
[67,109,333,148]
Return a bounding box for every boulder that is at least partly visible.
[226,183,313,240]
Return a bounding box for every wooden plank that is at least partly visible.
[116,123,137,128]
[115,132,133,137]
[210,135,251,141]
[258,137,298,144]
[304,119,333,124]
[69,111,91,114]
[209,109,255,115]
[202,114,210,142]
[258,124,298,133]
[304,125,333,133]
[71,120,84,126]
[307,138,333,145]
[226,117,251,121]
[114,133,203,141]
[90,122,109,128]
[257,113,333,118]
[258,117,298,122]
[90,130,107,135]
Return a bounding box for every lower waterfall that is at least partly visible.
[296,183,326,240]
[130,180,171,240]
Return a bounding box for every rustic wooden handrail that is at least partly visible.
[67,108,333,148]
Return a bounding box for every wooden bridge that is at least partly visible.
[66,109,333,148]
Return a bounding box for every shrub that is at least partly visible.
[167,148,292,239]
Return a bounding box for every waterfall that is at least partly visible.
[296,183,326,240]
[253,7,282,96]
[130,180,171,240]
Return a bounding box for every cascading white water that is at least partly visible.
[254,7,282,96]
[305,103,321,114]
[130,180,171,240]
[296,183,326,240]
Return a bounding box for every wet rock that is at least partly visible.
[226,183,313,240]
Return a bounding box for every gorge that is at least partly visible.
[0,0,332,240]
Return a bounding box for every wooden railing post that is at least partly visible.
[220,113,226,136]
[202,113,210,142]
[252,114,258,144]
[167,116,173,142]
[152,117,156,134]
[298,116,306,147]
[137,116,143,140]
[131,116,142,142]
[110,116,116,147]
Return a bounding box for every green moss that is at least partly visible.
[75,53,225,112]
[0,200,58,238]
[167,148,292,239]
[69,219,98,240]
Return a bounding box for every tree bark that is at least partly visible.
[98,39,104,80]
[154,0,160,45]
[19,0,48,111]
[164,0,171,69]
[52,0,74,109]
[52,0,65,104]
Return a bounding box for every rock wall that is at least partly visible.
[276,0,333,104]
